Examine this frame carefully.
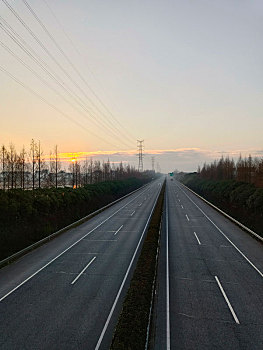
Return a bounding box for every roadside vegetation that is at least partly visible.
[1,140,149,190]
[0,177,151,261]
[180,155,263,237]
[110,181,165,350]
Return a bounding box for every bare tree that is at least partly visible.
[36,140,45,189]
[30,139,36,190]
[1,145,7,190]
[89,158,93,184]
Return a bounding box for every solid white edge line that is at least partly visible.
[94,182,163,350]
[71,256,96,285]
[114,225,123,236]
[166,190,171,350]
[194,232,201,245]
[176,183,263,279]
[185,214,190,221]
[214,276,240,324]
[0,185,152,303]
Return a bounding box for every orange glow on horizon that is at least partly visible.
[44,147,205,162]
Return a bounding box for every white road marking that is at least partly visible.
[185,214,190,221]
[94,184,162,350]
[166,192,171,350]
[215,276,240,324]
[114,225,123,236]
[71,257,96,285]
[178,199,180,202]
[181,205,184,209]
[83,239,117,242]
[138,203,142,207]
[131,210,135,216]
[0,184,152,303]
[194,232,201,245]
[177,184,263,278]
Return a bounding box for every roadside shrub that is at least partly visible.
[0,177,150,261]
[181,173,263,237]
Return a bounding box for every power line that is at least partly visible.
[22,0,135,145]
[42,0,136,143]
[0,64,121,149]
[0,24,130,148]
[0,40,124,142]
[0,19,133,149]
[2,0,134,149]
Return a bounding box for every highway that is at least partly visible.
[154,178,263,349]
[0,178,163,350]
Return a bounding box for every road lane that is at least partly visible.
[0,178,164,350]
[154,177,263,350]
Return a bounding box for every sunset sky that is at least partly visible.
[1,0,262,172]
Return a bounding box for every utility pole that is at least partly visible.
[151,156,155,172]
[137,140,144,172]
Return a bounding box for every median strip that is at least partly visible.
[110,181,165,350]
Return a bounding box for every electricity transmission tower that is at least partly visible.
[151,156,155,172]
[137,140,144,172]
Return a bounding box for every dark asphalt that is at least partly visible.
[153,178,263,350]
[0,178,164,350]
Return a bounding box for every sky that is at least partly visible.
[1,0,263,172]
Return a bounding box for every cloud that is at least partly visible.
[44,147,263,173]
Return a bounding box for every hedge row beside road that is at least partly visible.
[0,178,149,261]
[181,173,263,238]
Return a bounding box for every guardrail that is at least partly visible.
[181,182,263,243]
[0,182,151,269]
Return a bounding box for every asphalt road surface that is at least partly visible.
[0,178,163,350]
[154,177,263,350]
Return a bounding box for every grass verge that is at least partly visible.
[110,181,165,350]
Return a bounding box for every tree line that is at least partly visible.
[180,153,263,238]
[198,155,263,187]
[1,140,145,190]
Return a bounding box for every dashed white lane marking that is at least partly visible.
[215,276,240,324]
[0,184,152,302]
[94,182,163,350]
[194,232,201,245]
[71,257,96,285]
[177,184,263,279]
[131,210,135,216]
[185,214,190,221]
[83,239,117,242]
[181,205,184,209]
[114,225,123,236]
